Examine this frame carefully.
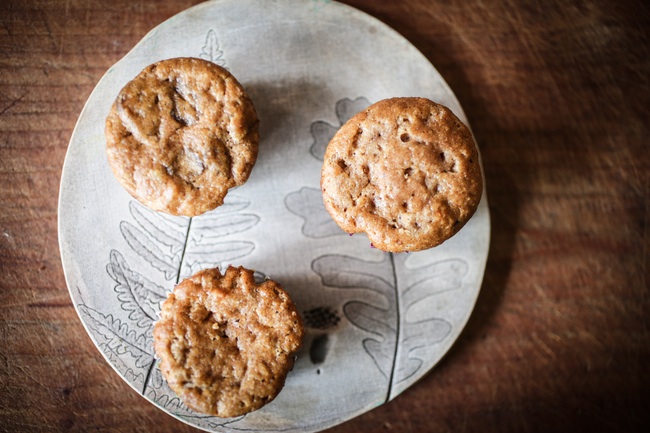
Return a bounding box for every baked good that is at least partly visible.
[105,57,259,217]
[153,266,304,417]
[321,97,482,252]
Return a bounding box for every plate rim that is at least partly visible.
[58,0,491,431]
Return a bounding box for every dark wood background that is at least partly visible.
[1,0,648,431]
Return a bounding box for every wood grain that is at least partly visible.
[1,0,648,432]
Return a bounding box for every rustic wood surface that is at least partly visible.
[1,0,648,432]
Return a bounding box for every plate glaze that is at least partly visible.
[58,1,490,431]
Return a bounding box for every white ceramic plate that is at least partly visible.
[58,0,490,431]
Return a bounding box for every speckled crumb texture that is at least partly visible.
[153,266,304,418]
[321,97,483,252]
[105,57,259,217]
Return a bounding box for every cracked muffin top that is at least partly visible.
[153,266,304,418]
[321,97,483,252]
[105,57,259,217]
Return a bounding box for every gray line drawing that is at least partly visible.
[107,249,167,330]
[79,192,259,423]
[311,252,467,394]
[74,30,268,428]
[118,199,259,284]
[200,29,226,66]
[309,96,370,161]
[302,96,468,392]
[312,254,397,382]
[286,96,371,238]
[285,187,342,238]
[60,9,489,431]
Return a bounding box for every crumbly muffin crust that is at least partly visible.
[321,97,483,252]
[153,266,304,417]
[106,57,259,217]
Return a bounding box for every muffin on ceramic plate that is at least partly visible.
[105,57,259,217]
[153,266,304,417]
[321,97,482,252]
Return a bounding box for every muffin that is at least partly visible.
[105,57,259,217]
[321,97,482,252]
[153,266,304,417]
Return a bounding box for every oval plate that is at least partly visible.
[58,0,490,431]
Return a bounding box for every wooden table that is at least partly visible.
[1,0,648,431]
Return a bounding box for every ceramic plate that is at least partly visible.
[58,0,490,431]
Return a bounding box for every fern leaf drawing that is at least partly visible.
[147,387,186,412]
[120,192,259,286]
[343,300,396,378]
[188,240,256,257]
[313,254,397,379]
[313,252,469,387]
[312,254,394,296]
[78,304,154,369]
[128,201,187,254]
[107,249,167,328]
[190,213,259,243]
[396,317,452,383]
[200,29,225,66]
[401,259,468,309]
[394,258,467,383]
[309,121,339,161]
[120,221,180,281]
[285,187,341,238]
[180,241,255,280]
[104,347,146,387]
[172,195,258,279]
[309,97,370,160]
[211,195,251,214]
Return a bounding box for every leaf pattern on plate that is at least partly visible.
[59,10,491,431]
[77,304,154,370]
[312,254,397,380]
[309,96,370,161]
[119,203,187,281]
[83,192,259,403]
[394,258,467,383]
[77,35,265,414]
[180,202,258,280]
[287,97,372,237]
[107,249,167,329]
[285,187,342,238]
[120,198,258,284]
[200,29,226,66]
[312,254,468,391]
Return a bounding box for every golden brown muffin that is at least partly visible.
[321,97,482,252]
[153,266,304,417]
[105,57,259,217]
